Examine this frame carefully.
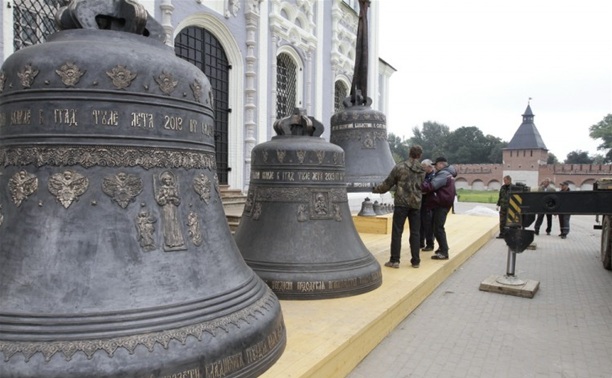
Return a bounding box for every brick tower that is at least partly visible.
[502,102,549,188]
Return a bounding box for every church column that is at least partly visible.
[244,1,261,191]
[305,50,313,115]
[159,0,174,47]
[269,34,279,131]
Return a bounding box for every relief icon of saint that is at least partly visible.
[314,192,328,215]
[135,209,157,252]
[155,171,186,251]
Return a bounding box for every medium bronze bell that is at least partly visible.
[234,109,382,300]
[373,201,385,215]
[329,92,396,193]
[0,1,285,377]
[358,197,377,217]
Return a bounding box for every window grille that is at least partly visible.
[276,53,297,119]
[334,81,349,112]
[175,27,230,185]
[13,0,65,50]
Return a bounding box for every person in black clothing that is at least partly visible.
[534,178,555,235]
[421,157,457,260]
[419,159,435,252]
[558,181,571,238]
[373,145,426,268]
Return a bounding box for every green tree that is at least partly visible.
[589,114,612,162]
[564,150,593,164]
[486,136,507,164]
[387,132,409,162]
[406,122,506,163]
[408,121,450,159]
[592,154,606,164]
[547,152,559,164]
[445,127,489,163]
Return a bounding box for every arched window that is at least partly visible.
[276,52,297,119]
[334,81,349,112]
[175,27,231,185]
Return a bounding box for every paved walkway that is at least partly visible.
[349,205,612,378]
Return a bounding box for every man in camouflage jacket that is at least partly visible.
[373,145,425,268]
[496,175,512,238]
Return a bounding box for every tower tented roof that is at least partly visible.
[506,104,547,150]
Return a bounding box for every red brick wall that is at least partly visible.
[454,149,612,190]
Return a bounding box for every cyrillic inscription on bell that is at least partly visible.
[0,1,285,377]
[234,108,383,300]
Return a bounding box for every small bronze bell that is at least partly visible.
[358,197,377,217]
[373,200,385,215]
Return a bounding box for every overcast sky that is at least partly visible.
[378,0,612,160]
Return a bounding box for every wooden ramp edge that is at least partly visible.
[261,213,499,378]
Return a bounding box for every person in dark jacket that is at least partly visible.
[419,159,435,252]
[421,156,457,260]
[496,175,512,239]
[534,178,555,235]
[373,145,426,268]
[558,181,571,238]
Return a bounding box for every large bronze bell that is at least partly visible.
[330,92,395,192]
[330,0,395,192]
[0,1,285,377]
[234,109,382,300]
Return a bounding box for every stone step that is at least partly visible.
[226,214,242,233]
[219,184,243,198]
[219,185,245,231]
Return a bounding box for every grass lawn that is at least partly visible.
[456,189,498,204]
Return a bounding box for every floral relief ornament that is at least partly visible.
[193,173,212,204]
[56,62,85,87]
[106,65,137,90]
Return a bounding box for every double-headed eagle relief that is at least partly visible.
[102,172,143,208]
[47,170,89,208]
[9,170,38,207]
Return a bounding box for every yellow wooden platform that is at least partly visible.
[352,213,393,234]
[261,212,498,378]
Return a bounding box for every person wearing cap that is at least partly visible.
[373,145,426,269]
[419,159,436,252]
[558,181,571,238]
[421,156,457,260]
[534,178,555,235]
[495,175,512,239]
